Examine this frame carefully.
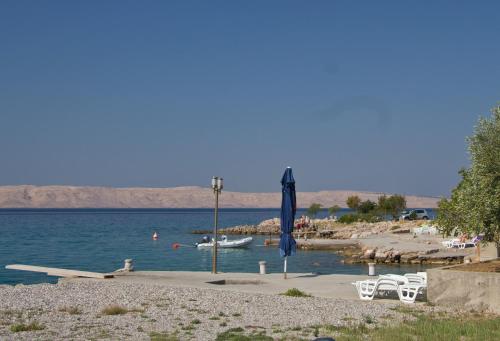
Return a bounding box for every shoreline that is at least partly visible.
[193,218,476,265]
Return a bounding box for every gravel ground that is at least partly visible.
[0,280,439,340]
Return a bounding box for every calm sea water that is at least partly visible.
[0,208,434,285]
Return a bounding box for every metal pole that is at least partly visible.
[284,256,287,279]
[212,189,219,274]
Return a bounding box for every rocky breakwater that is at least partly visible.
[347,244,468,265]
[342,222,472,265]
[192,218,280,235]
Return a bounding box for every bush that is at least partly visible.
[101,305,128,315]
[10,322,45,332]
[358,200,376,213]
[346,195,361,210]
[216,327,273,341]
[379,194,407,219]
[338,213,358,224]
[339,213,382,224]
[281,288,311,297]
[149,331,179,341]
[328,205,341,216]
[58,306,82,315]
[307,203,322,218]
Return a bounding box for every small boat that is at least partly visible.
[152,232,158,240]
[196,235,253,249]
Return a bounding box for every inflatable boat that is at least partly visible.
[196,235,253,249]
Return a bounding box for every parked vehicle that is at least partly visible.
[400,209,429,220]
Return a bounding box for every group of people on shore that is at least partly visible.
[295,215,310,229]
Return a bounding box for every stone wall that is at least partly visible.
[427,264,500,314]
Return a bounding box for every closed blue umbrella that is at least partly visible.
[280,167,297,279]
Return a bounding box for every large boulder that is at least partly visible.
[258,218,280,227]
[363,249,376,259]
[375,251,388,262]
[388,250,401,262]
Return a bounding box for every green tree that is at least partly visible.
[328,205,341,216]
[377,195,388,215]
[436,105,500,256]
[377,194,406,219]
[346,196,361,211]
[307,203,322,218]
[358,200,376,214]
[386,194,407,219]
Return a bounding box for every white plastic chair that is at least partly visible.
[404,273,426,285]
[416,272,427,281]
[442,238,460,248]
[398,284,425,303]
[352,273,426,303]
[379,274,408,284]
[352,279,379,300]
[352,277,401,301]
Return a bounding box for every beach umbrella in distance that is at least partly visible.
[280,167,297,279]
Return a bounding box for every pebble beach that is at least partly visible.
[0,279,436,340]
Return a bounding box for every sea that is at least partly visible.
[0,208,436,285]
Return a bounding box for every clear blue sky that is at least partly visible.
[1,1,499,197]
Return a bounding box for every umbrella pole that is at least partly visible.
[284,256,287,279]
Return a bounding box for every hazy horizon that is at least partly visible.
[1,1,499,197]
[0,183,441,198]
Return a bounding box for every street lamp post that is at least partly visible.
[211,176,223,274]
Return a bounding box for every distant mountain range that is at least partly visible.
[0,185,440,208]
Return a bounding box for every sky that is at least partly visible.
[1,1,499,197]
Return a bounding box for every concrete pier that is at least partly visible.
[71,271,376,301]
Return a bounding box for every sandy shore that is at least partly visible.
[0,272,443,340]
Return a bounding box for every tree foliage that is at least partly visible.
[358,200,376,214]
[307,203,322,218]
[346,196,361,210]
[377,195,388,213]
[338,212,381,224]
[328,205,341,216]
[436,105,500,254]
[345,194,406,218]
[381,194,407,219]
